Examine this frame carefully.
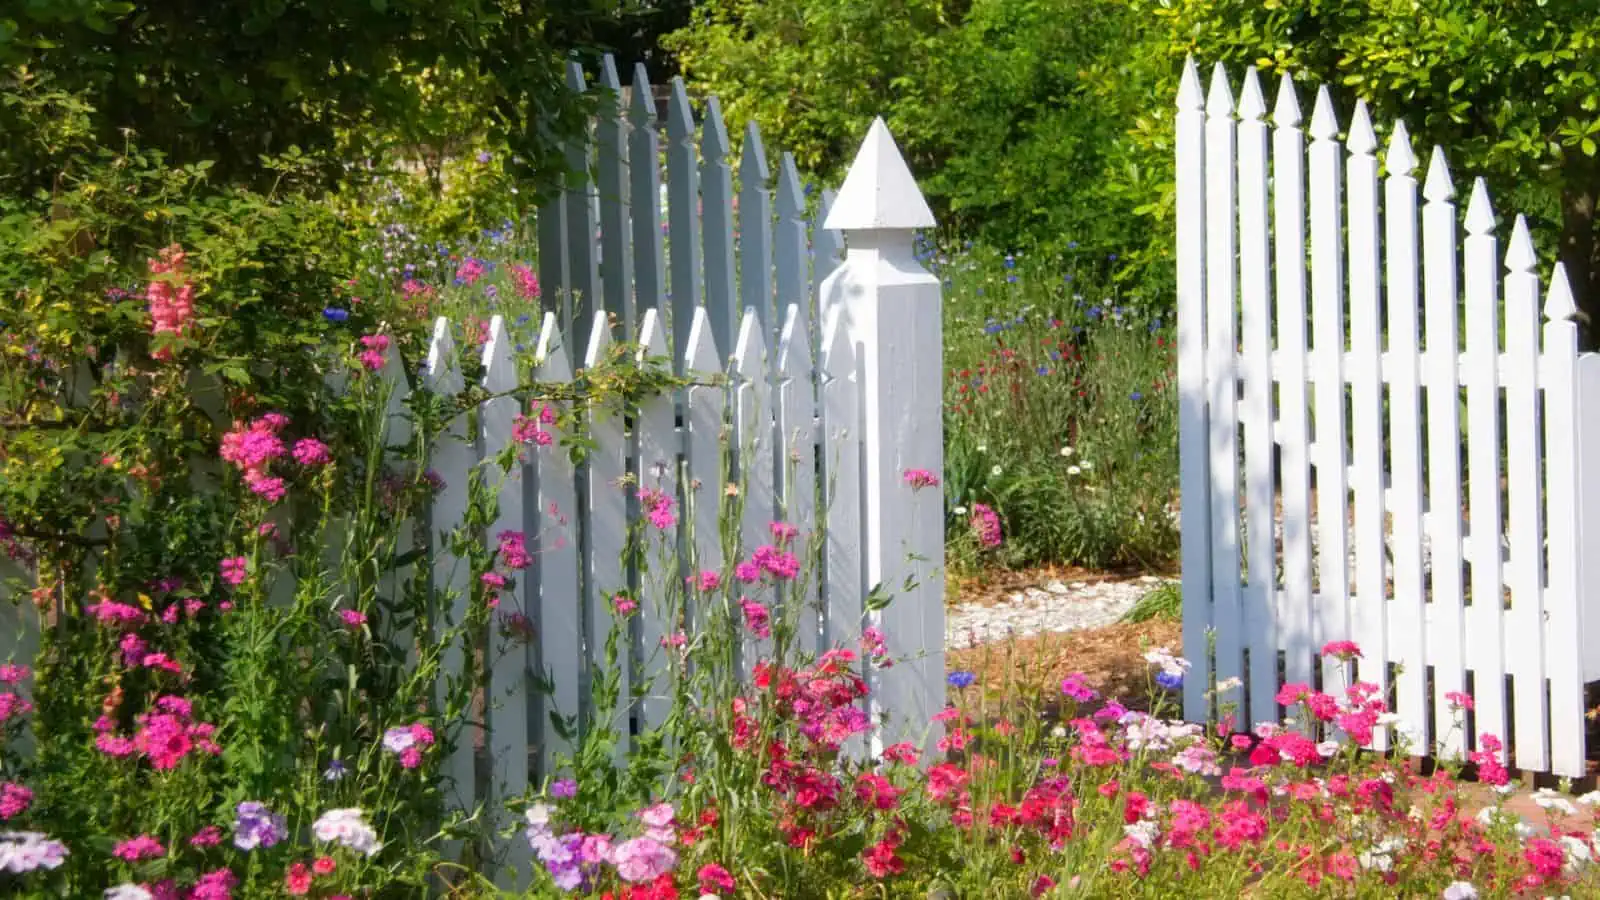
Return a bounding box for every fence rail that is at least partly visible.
[1178,59,1600,778]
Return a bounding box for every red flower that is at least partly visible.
[862,839,905,878]
[285,862,313,895]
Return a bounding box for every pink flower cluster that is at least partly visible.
[509,263,542,300]
[0,782,32,820]
[638,487,676,530]
[733,542,801,584]
[220,413,300,502]
[358,333,390,372]
[382,721,436,769]
[146,244,197,361]
[96,695,221,769]
[512,405,557,446]
[902,468,941,489]
[970,502,1002,549]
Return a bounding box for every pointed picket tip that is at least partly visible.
[629,63,656,124]
[667,77,695,139]
[824,117,936,231]
[1465,177,1496,235]
[1309,87,1339,140]
[820,307,856,380]
[635,307,670,365]
[1505,215,1537,272]
[1545,264,1578,320]
[1238,68,1266,120]
[683,306,723,377]
[582,310,613,370]
[481,315,518,393]
[599,54,622,91]
[534,312,574,383]
[425,317,465,394]
[1423,146,1455,201]
[1177,56,1205,111]
[1206,62,1234,115]
[776,153,805,213]
[731,308,768,377]
[565,60,588,93]
[700,95,730,159]
[777,304,813,375]
[1347,100,1377,154]
[1272,72,1301,126]
[1385,120,1417,176]
[740,120,770,182]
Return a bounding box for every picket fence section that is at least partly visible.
[1177,59,1600,777]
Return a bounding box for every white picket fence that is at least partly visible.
[1177,59,1600,777]
[0,56,947,888]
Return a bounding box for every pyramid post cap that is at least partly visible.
[823,117,936,231]
[1238,68,1267,119]
[1309,87,1339,139]
[740,120,770,181]
[1545,264,1578,320]
[1272,72,1301,126]
[1385,120,1416,176]
[1465,177,1496,234]
[1505,215,1537,272]
[1206,62,1234,114]
[481,315,518,392]
[1178,56,1205,110]
[1347,100,1377,154]
[1423,146,1455,201]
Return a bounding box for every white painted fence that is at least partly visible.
[0,56,947,888]
[1177,59,1600,777]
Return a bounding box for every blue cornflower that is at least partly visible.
[477,150,493,163]
[1155,671,1183,690]
[1108,253,1119,262]
[947,670,977,689]
[484,284,499,302]
[323,307,350,323]
[984,321,1004,335]
[1003,255,1015,269]
[1007,274,1018,283]
[1130,391,1144,401]
[1087,306,1102,319]
[323,760,347,781]
[1067,241,1079,250]
[1036,366,1050,376]
[516,314,532,326]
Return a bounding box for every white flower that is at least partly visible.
[1214,677,1243,693]
[1376,712,1403,727]
[952,506,968,516]
[976,444,987,453]
[1123,820,1160,849]
[1358,836,1405,872]
[1577,791,1600,807]
[105,887,154,900]
[1050,725,1067,738]
[313,808,383,857]
[1559,834,1592,874]
[1442,882,1478,900]
[0,832,68,874]
[990,465,1003,477]
[1059,446,1074,457]
[1533,789,1579,817]
[1081,460,1093,470]
[1066,465,1082,476]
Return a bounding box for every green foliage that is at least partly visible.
[664,0,1175,294]
[938,244,1179,572]
[1140,0,1600,336]
[1122,580,1181,624]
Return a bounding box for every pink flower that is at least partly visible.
[87,600,147,628]
[285,862,313,895]
[509,264,542,300]
[340,609,367,628]
[497,530,532,570]
[0,782,32,819]
[220,557,248,587]
[146,245,197,358]
[188,826,223,848]
[769,521,799,544]
[243,470,286,503]
[613,595,638,616]
[692,570,721,592]
[292,438,332,466]
[1445,690,1475,712]
[119,632,148,666]
[733,560,760,583]
[610,836,677,883]
[752,545,800,581]
[0,664,29,685]
[740,598,771,639]
[970,503,1002,549]
[1321,640,1362,661]
[698,862,736,895]
[512,413,554,446]
[220,419,286,471]
[113,834,166,862]
[902,468,941,489]
[638,488,677,530]
[399,747,423,769]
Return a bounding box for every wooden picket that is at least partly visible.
[1179,59,1600,777]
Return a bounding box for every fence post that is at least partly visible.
[821,118,944,759]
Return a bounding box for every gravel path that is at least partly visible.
[946,575,1175,649]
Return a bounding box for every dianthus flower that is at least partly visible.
[113,835,165,862]
[292,438,332,466]
[0,784,31,820]
[313,808,382,856]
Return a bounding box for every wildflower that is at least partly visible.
[693,570,721,592]
[549,779,578,799]
[611,836,677,882]
[285,862,313,895]
[770,521,799,544]
[0,831,67,873]
[313,856,337,876]
[340,609,366,629]
[188,827,222,848]
[232,801,287,851]
[1321,640,1362,661]
[313,808,382,857]
[1443,883,1478,900]
[740,598,771,639]
[1532,788,1579,817]
[190,870,236,900]
[947,670,977,689]
[614,595,639,617]
[639,488,677,530]
[358,333,390,371]
[0,784,29,821]
[509,264,542,300]
[902,468,941,489]
[1445,690,1475,712]
[1059,446,1074,457]
[323,308,350,323]
[322,760,347,781]
[0,665,29,685]
[1060,673,1098,702]
[861,837,905,878]
[113,835,166,862]
[697,863,736,896]
[292,438,332,466]
[219,557,248,587]
[497,530,532,569]
[970,503,1002,549]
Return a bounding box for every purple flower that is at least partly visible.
[1060,674,1099,703]
[946,671,976,689]
[232,801,286,851]
[549,779,577,799]
[1155,671,1184,690]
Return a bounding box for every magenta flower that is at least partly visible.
[340,609,367,629]
[220,556,248,587]
[112,834,166,862]
[0,665,29,685]
[497,530,532,570]
[292,438,332,466]
[902,468,941,489]
[357,334,391,373]
[0,782,32,820]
